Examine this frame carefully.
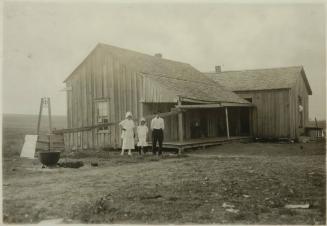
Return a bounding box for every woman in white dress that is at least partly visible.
[119,112,135,156]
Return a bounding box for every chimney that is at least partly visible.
[215,65,221,73]
[154,53,162,58]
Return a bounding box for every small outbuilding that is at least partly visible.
[205,66,312,140]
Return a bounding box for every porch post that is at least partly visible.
[249,107,253,136]
[225,107,230,139]
[178,100,184,143]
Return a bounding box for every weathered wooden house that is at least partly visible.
[61,43,253,151]
[205,66,312,140]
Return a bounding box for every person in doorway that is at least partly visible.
[119,112,135,156]
[151,112,165,156]
[136,117,149,155]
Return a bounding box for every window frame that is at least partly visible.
[94,98,110,134]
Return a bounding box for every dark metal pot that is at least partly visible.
[38,151,61,166]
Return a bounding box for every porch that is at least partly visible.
[150,136,251,153]
[143,100,255,153]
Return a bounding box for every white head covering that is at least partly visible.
[140,117,146,122]
[125,111,133,118]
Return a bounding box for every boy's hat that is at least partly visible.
[140,117,146,122]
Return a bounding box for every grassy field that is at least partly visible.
[2,114,326,224]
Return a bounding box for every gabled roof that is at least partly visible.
[205,66,312,95]
[65,43,248,104]
[140,72,248,104]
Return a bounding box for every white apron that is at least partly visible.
[119,119,135,150]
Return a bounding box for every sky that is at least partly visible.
[2,1,326,119]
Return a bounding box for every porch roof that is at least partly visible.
[175,102,255,109]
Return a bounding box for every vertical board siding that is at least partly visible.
[66,50,302,149]
[236,89,290,138]
[289,89,295,138]
[103,51,110,147]
[115,57,122,147]
[291,75,310,138]
[107,54,116,146]
[91,54,96,148]
[142,76,177,103]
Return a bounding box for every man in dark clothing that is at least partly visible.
[150,113,164,155]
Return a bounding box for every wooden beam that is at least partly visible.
[47,97,52,133]
[178,99,184,143]
[225,107,230,139]
[249,108,253,136]
[36,99,43,136]
[47,97,53,150]
[222,103,255,107]
[145,109,181,119]
[175,103,254,109]
[176,104,222,109]
[288,89,292,138]
[53,109,182,134]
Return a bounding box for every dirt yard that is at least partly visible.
[2,141,326,224]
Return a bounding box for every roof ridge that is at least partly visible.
[205,65,303,74]
[98,42,192,66]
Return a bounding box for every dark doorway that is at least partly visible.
[240,108,250,135]
[190,120,201,138]
[199,110,208,138]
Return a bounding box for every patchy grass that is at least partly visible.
[2,118,326,224]
[69,142,326,224]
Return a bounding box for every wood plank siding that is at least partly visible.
[65,48,146,149]
[290,71,310,139]
[235,89,291,138]
[233,83,309,140]
[65,48,186,149]
[205,66,312,140]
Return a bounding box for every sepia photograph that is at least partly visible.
[1,0,326,224]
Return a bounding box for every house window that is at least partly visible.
[95,100,109,133]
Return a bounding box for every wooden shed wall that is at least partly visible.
[235,89,291,138]
[290,74,309,138]
[65,48,145,149]
[65,48,193,149]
